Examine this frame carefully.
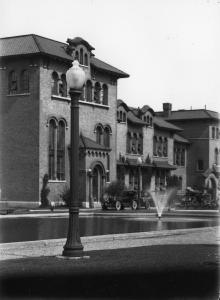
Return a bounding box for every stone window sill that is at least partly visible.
[7,93,30,97]
[48,180,66,183]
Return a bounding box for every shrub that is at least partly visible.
[104,180,126,197]
[60,184,70,207]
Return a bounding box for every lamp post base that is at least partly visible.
[62,246,84,258]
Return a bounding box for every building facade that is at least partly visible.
[116,100,189,197]
[157,103,220,200]
[0,34,219,209]
[0,34,128,208]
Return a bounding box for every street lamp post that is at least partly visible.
[137,157,142,201]
[62,60,86,257]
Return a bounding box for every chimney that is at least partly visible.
[163,103,172,117]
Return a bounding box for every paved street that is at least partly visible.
[0,209,219,299]
[0,244,219,299]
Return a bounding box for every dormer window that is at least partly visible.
[75,50,79,61]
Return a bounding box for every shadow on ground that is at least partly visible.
[0,244,219,299]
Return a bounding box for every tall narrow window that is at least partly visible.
[96,125,102,144]
[216,128,219,139]
[158,137,163,157]
[79,48,83,65]
[84,53,88,66]
[122,113,126,122]
[120,111,123,121]
[8,70,18,94]
[147,116,149,124]
[181,148,185,166]
[212,127,215,139]
[20,70,29,93]
[94,82,101,103]
[153,136,157,156]
[51,72,59,95]
[163,138,168,157]
[75,51,79,61]
[102,84,108,105]
[149,117,153,127]
[59,74,67,97]
[104,126,111,148]
[197,159,204,171]
[127,132,131,153]
[215,148,218,165]
[86,80,92,102]
[49,119,57,180]
[57,121,65,180]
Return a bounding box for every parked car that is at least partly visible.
[101,189,150,211]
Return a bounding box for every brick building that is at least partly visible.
[116,100,189,196]
[0,34,128,208]
[157,103,220,200]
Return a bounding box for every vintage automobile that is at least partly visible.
[101,189,151,211]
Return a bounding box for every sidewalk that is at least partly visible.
[0,242,219,299]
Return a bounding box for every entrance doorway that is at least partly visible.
[92,164,104,203]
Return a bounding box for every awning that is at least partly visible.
[153,161,176,170]
[117,159,152,168]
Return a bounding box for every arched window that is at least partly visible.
[57,120,65,180]
[104,126,111,148]
[86,80,92,102]
[96,125,103,144]
[79,48,83,65]
[20,70,29,93]
[51,72,59,95]
[120,111,123,121]
[102,84,108,105]
[147,116,150,124]
[122,112,126,122]
[59,74,67,97]
[94,82,101,103]
[215,148,218,165]
[84,53,88,66]
[8,70,18,94]
[212,127,215,139]
[49,119,57,180]
[117,111,120,121]
[149,117,153,127]
[138,133,143,154]
[216,128,219,139]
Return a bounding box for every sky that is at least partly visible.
[1,0,220,112]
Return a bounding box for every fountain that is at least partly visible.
[149,188,176,219]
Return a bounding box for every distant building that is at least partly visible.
[0,34,128,208]
[156,103,220,199]
[116,100,189,195]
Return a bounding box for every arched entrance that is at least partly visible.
[91,163,105,205]
[205,174,218,200]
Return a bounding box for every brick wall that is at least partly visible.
[0,56,40,207]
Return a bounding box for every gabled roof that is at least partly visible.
[117,99,130,111]
[154,117,182,131]
[0,34,72,61]
[141,105,155,115]
[173,134,190,144]
[127,111,146,125]
[67,37,95,51]
[0,34,129,78]
[91,57,129,78]
[79,135,111,151]
[157,109,219,121]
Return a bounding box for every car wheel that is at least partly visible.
[132,200,138,210]
[115,201,122,211]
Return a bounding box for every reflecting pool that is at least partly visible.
[0,215,218,243]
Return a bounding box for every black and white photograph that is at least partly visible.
[0,0,219,299]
